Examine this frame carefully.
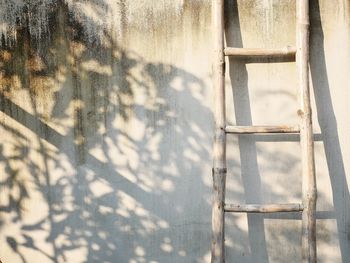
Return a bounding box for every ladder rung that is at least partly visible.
[224,203,304,213]
[225,125,300,134]
[224,46,296,58]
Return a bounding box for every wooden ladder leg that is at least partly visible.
[297,0,317,262]
[211,0,226,262]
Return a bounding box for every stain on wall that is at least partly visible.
[0,0,349,263]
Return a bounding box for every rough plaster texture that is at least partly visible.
[0,0,349,262]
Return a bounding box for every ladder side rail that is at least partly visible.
[211,0,226,262]
[297,0,317,262]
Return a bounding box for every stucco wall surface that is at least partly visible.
[0,0,349,262]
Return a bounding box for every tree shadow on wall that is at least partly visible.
[0,1,212,263]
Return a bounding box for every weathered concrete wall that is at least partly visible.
[0,0,349,262]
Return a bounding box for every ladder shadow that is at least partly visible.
[224,0,349,262]
[225,1,269,262]
[310,0,350,261]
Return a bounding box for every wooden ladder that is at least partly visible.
[211,0,317,262]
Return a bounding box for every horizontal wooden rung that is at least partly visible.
[224,46,296,58]
[224,203,304,213]
[225,125,300,134]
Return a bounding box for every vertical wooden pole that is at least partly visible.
[297,0,317,262]
[211,0,226,262]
